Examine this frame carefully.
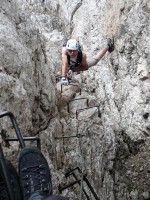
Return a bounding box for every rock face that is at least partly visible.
[0,0,149,199]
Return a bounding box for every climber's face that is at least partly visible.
[67,49,78,58]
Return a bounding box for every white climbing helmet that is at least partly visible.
[66,39,79,50]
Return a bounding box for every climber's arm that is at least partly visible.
[97,48,108,59]
[61,47,69,77]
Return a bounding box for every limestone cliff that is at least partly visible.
[0,0,149,199]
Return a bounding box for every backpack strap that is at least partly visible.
[77,51,82,64]
[67,51,82,69]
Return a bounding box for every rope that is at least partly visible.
[79,174,84,200]
[77,105,100,199]
[59,81,101,198]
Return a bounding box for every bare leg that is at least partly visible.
[87,48,108,68]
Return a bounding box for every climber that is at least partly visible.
[61,38,115,85]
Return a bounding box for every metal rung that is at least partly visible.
[0,144,15,200]
[59,167,100,200]
[0,111,25,149]
[4,136,41,150]
[61,83,81,95]
[76,106,101,119]
[58,179,80,193]
[67,98,88,113]
[55,134,85,140]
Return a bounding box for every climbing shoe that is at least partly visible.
[107,38,115,53]
[19,147,52,200]
[0,160,23,200]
